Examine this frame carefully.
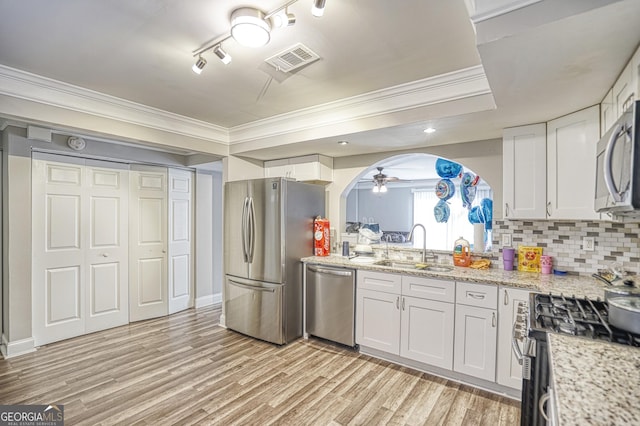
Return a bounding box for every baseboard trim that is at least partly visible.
[195,292,222,309]
[1,334,36,359]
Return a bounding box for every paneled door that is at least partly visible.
[32,154,129,345]
[85,160,129,333]
[168,168,194,314]
[129,165,168,322]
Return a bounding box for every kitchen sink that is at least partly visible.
[373,260,454,273]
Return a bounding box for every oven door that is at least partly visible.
[520,337,549,426]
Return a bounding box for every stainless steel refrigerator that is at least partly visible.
[224,177,325,344]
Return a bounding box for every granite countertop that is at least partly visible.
[548,333,640,425]
[302,254,607,299]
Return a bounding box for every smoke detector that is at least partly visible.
[265,43,320,73]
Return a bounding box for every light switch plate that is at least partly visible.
[583,237,595,251]
[502,234,512,247]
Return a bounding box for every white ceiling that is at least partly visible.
[0,0,639,172]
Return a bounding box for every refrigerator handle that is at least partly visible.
[248,196,256,263]
[241,197,249,262]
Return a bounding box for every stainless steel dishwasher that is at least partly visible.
[305,264,356,347]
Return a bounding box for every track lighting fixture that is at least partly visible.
[312,0,326,17]
[213,45,231,64]
[192,0,328,72]
[192,56,207,74]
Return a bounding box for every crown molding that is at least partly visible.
[0,64,229,144]
[229,65,493,145]
[0,64,492,154]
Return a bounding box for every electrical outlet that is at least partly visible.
[502,234,512,247]
[583,237,595,251]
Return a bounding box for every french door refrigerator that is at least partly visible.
[224,177,325,344]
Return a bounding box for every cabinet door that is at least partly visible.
[356,288,400,354]
[503,124,547,219]
[497,287,532,390]
[265,164,293,178]
[547,105,600,220]
[613,61,633,119]
[400,296,454,370]
[454,304,497,382]
[600,89,615,137]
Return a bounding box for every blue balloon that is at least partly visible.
[435,158,462,178]
[435,179,455,200]
[434,200,450,223]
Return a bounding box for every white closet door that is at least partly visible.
[129,165,168,322]
[168,169,194,314]
[85,160,129,333]
[32,155,85,345]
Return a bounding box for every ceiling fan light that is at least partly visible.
[231,7,271,48]
[379,184,388,193]
[311,0,326,17]
[213,45,231,64]
[372,185,379,193]
[192,56,207,74]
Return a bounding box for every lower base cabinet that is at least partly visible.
[400,296,454,369]
[453,304,497,382]
[356,288,400,353]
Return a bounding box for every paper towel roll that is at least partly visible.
[473,223,485,252]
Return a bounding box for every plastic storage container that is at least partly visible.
[453,236,471,267]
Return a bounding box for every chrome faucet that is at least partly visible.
[408,224,427,263]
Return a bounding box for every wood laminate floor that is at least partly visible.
[0,306,520,425]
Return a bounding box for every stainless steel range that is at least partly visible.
[513,293,640,426]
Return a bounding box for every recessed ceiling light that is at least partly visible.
[424,127,436,134]
[337,140,349,145]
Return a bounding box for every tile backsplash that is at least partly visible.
[492,219,640,275]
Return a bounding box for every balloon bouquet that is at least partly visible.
[433,158,493,231]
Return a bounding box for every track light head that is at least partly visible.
[192,56,207,74]
[213,45,232,64]
[312,0,326,17]
[273,8,296,28]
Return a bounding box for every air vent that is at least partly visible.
[265,43,320,73]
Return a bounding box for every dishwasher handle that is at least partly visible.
[307,265,354,277]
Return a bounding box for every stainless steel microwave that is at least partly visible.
[595,100,640,217]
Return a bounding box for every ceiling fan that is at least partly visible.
[365,167,405,193]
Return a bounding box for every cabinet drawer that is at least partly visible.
[357,270,401,294]
[402,275,455,303]
[456,281,498,309]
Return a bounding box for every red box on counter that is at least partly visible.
[314,217,330,256]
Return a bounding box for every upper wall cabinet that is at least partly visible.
[547,105,600,220]
[503,123,547,219]
[264,154,333,184]
[503,105,600,220]
[602,45,640,136]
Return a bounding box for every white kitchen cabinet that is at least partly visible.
[454,303,497,382]
[496,286,532,390]
[264,154,333,183]
[356,272,455,370]
[502,123,547,219]
[503,106,600,221]
[600,89,615,137]
[453,281,497,382]
[546,105,600,220]
[400,295,454,369]
[613,61,634,119]
[356,288,400,353]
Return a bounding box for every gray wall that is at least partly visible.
[346,187,413,232]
